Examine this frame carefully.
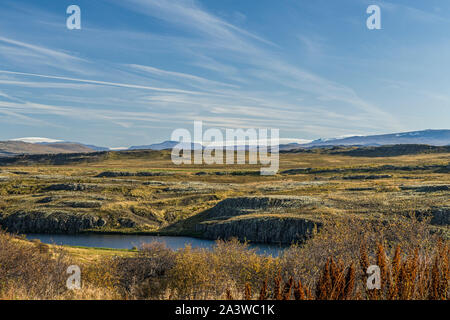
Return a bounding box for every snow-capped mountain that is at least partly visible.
[293,129,450,148]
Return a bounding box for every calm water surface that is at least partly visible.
[25,233,286,257]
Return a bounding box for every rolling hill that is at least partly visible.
[0,141,96,157]
[280,129,450,150]
[3,129,449,156]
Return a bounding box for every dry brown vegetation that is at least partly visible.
[239,240,448,300]
[0,230,122,299]
[0,150,448,240]
[0,215,447,300]
[0,148,448,300]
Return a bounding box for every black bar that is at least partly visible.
[0,300,448,319]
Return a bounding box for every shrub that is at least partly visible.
[252,242,448,300]
[278,214,440,288]
[165,239,278,299]
[0,230,69,299]
[113,242,176,299]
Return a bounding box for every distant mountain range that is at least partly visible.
[1,129,448,156]
[130,129,450,151]
[0,137,108,157]
[129,141,203,151]
[284,129,450,150]
[37,142,109,152]
[0,141,96,157]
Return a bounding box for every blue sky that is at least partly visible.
[0,0,449,148]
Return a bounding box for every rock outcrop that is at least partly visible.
[96,171,171,178]
[430,207,450,226]
[196,216,318,245]
[193,196,323,244]
[400,185,449,193]
[44,183,99,192]
[0,210,106,234]
[200,196,323,219]
[342,175,392,180]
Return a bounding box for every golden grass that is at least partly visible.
[0,150,448,299]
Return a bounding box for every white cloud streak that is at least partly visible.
[0,70,205,95]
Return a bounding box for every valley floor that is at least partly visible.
[0,147,448,300]
[0,149,448,244]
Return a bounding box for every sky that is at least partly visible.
[0,0,449,148]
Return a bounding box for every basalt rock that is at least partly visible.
[44,183,98,192]
[343,174,392,180]
[118,217,137,228]
[193,196,323,244]
[201,196,323,220]
[96,171,134,177]
[411,207,449,226]
[96,171,172,178]
[61,201,103,208]
[430,207,450,226]
[0,210,106,233]
[400,185,449,192]
[195,216,319,245]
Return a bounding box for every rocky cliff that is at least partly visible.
[192,196,323,244]
[431,207,450,225]
[195,216,319,245]
[0,210,106,234]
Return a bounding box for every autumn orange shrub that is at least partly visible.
[246,242,448,300]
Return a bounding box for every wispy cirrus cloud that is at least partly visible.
[0,70,205,95]
[116,0,278,48]
[0,35,92,76]
[375,0,450,23]
[112,0,399,127]
[0,36,85,62]
[4,0,443,146]
[128,64,239,89]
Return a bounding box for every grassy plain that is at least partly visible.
[0,148,448,238]
[0,146,448,300]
